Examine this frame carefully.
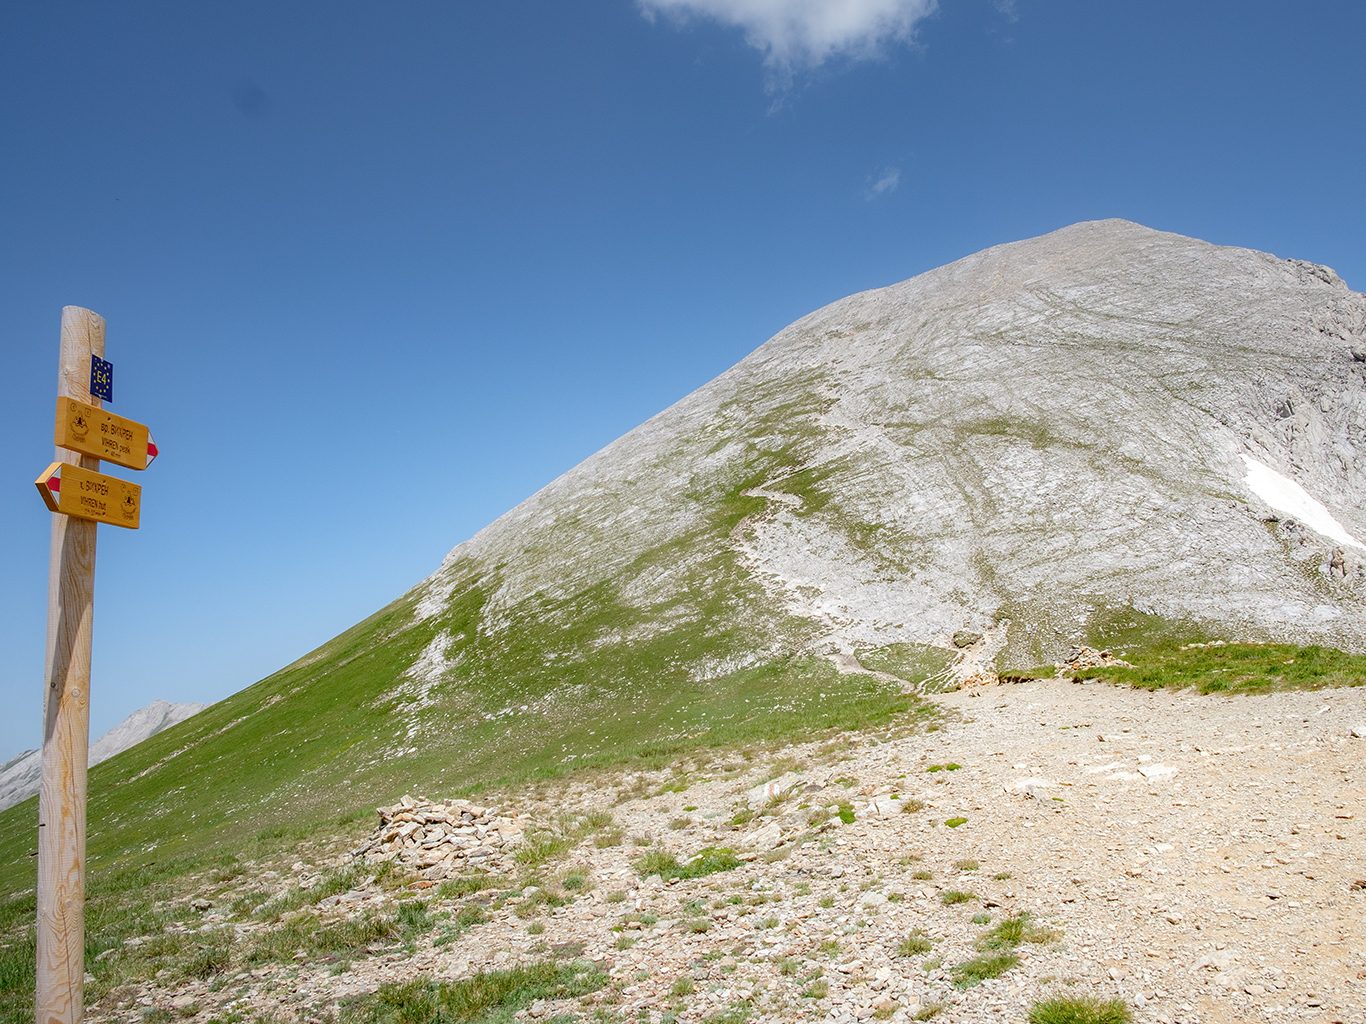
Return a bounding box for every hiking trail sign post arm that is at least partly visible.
[34,307,156,1024]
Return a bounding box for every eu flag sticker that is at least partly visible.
[90,354,113,402]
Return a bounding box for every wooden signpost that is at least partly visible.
[35,463,142,529]
[53,397,158,471]
[34,307,158,1024]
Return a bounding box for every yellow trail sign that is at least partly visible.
[35,461,141,529]
[54,395,158,470]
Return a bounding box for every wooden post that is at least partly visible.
[36,307,105,1024]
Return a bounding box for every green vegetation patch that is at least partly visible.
[895,931,934,957]
[950,952,1019,988]
[634,847,741,881]
[976,913,1056,950]
[1028,995,1132,1024]
[248,910,406,965]
[947,911,1056,990]
[0,929,35,1023]
[341,959,606,1024]
[854,644,955,689]
[1067,640,1366,694]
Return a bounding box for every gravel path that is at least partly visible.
[95,680,1366,1024]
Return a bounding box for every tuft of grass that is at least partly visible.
[436,874,501,900]
[394,900,432,939]
[911,870,932,881]
[453,905,488,930]
[248,911,401,965]
[953,859,979,871]
[941,891,974,905]
[180,935,235,980]
[971,913,991,925]
[1028,995,1133,1024]
[513,888,562,919]
[582,810,614,830]
[340,959,606,1023]
[993,872,1011,881]
[605,890,627,903]
[561,868,588,891]
[951,952,1020,988]
[895,932,934,957]
[672,977,695,996]
[900,799,924,814]
[633,847,740,881]
[913,1003,945,1020]
[514,833,573,868]
[977,913,1057,950]
[800,979,828,999]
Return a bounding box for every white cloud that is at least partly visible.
[640,0,938,87]
[867,167,900,197]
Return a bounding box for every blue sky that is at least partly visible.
[1,0,1363,757]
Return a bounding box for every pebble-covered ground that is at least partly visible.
[90,679,1366,1024]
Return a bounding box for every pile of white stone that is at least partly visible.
[352,795,525,879]
[1059,645,1132,673]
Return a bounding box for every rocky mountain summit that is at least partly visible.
[410,218,1366,710]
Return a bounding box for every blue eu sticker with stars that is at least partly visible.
[90,355,113,402]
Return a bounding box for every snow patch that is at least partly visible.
[1241,455,1364,550]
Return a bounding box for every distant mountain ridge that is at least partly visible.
[0,700,205,812]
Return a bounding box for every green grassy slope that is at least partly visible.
[0,377,837,895]
[0,446,941,902]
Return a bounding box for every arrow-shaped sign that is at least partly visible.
[35,461,141,529]
[54,396,158,470]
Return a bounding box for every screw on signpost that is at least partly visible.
[34,307,156,1024]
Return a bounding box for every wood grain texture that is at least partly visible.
[36,306,104,1024]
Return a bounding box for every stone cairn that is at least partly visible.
[1059,645,1132,673]
[351,795,525,880]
